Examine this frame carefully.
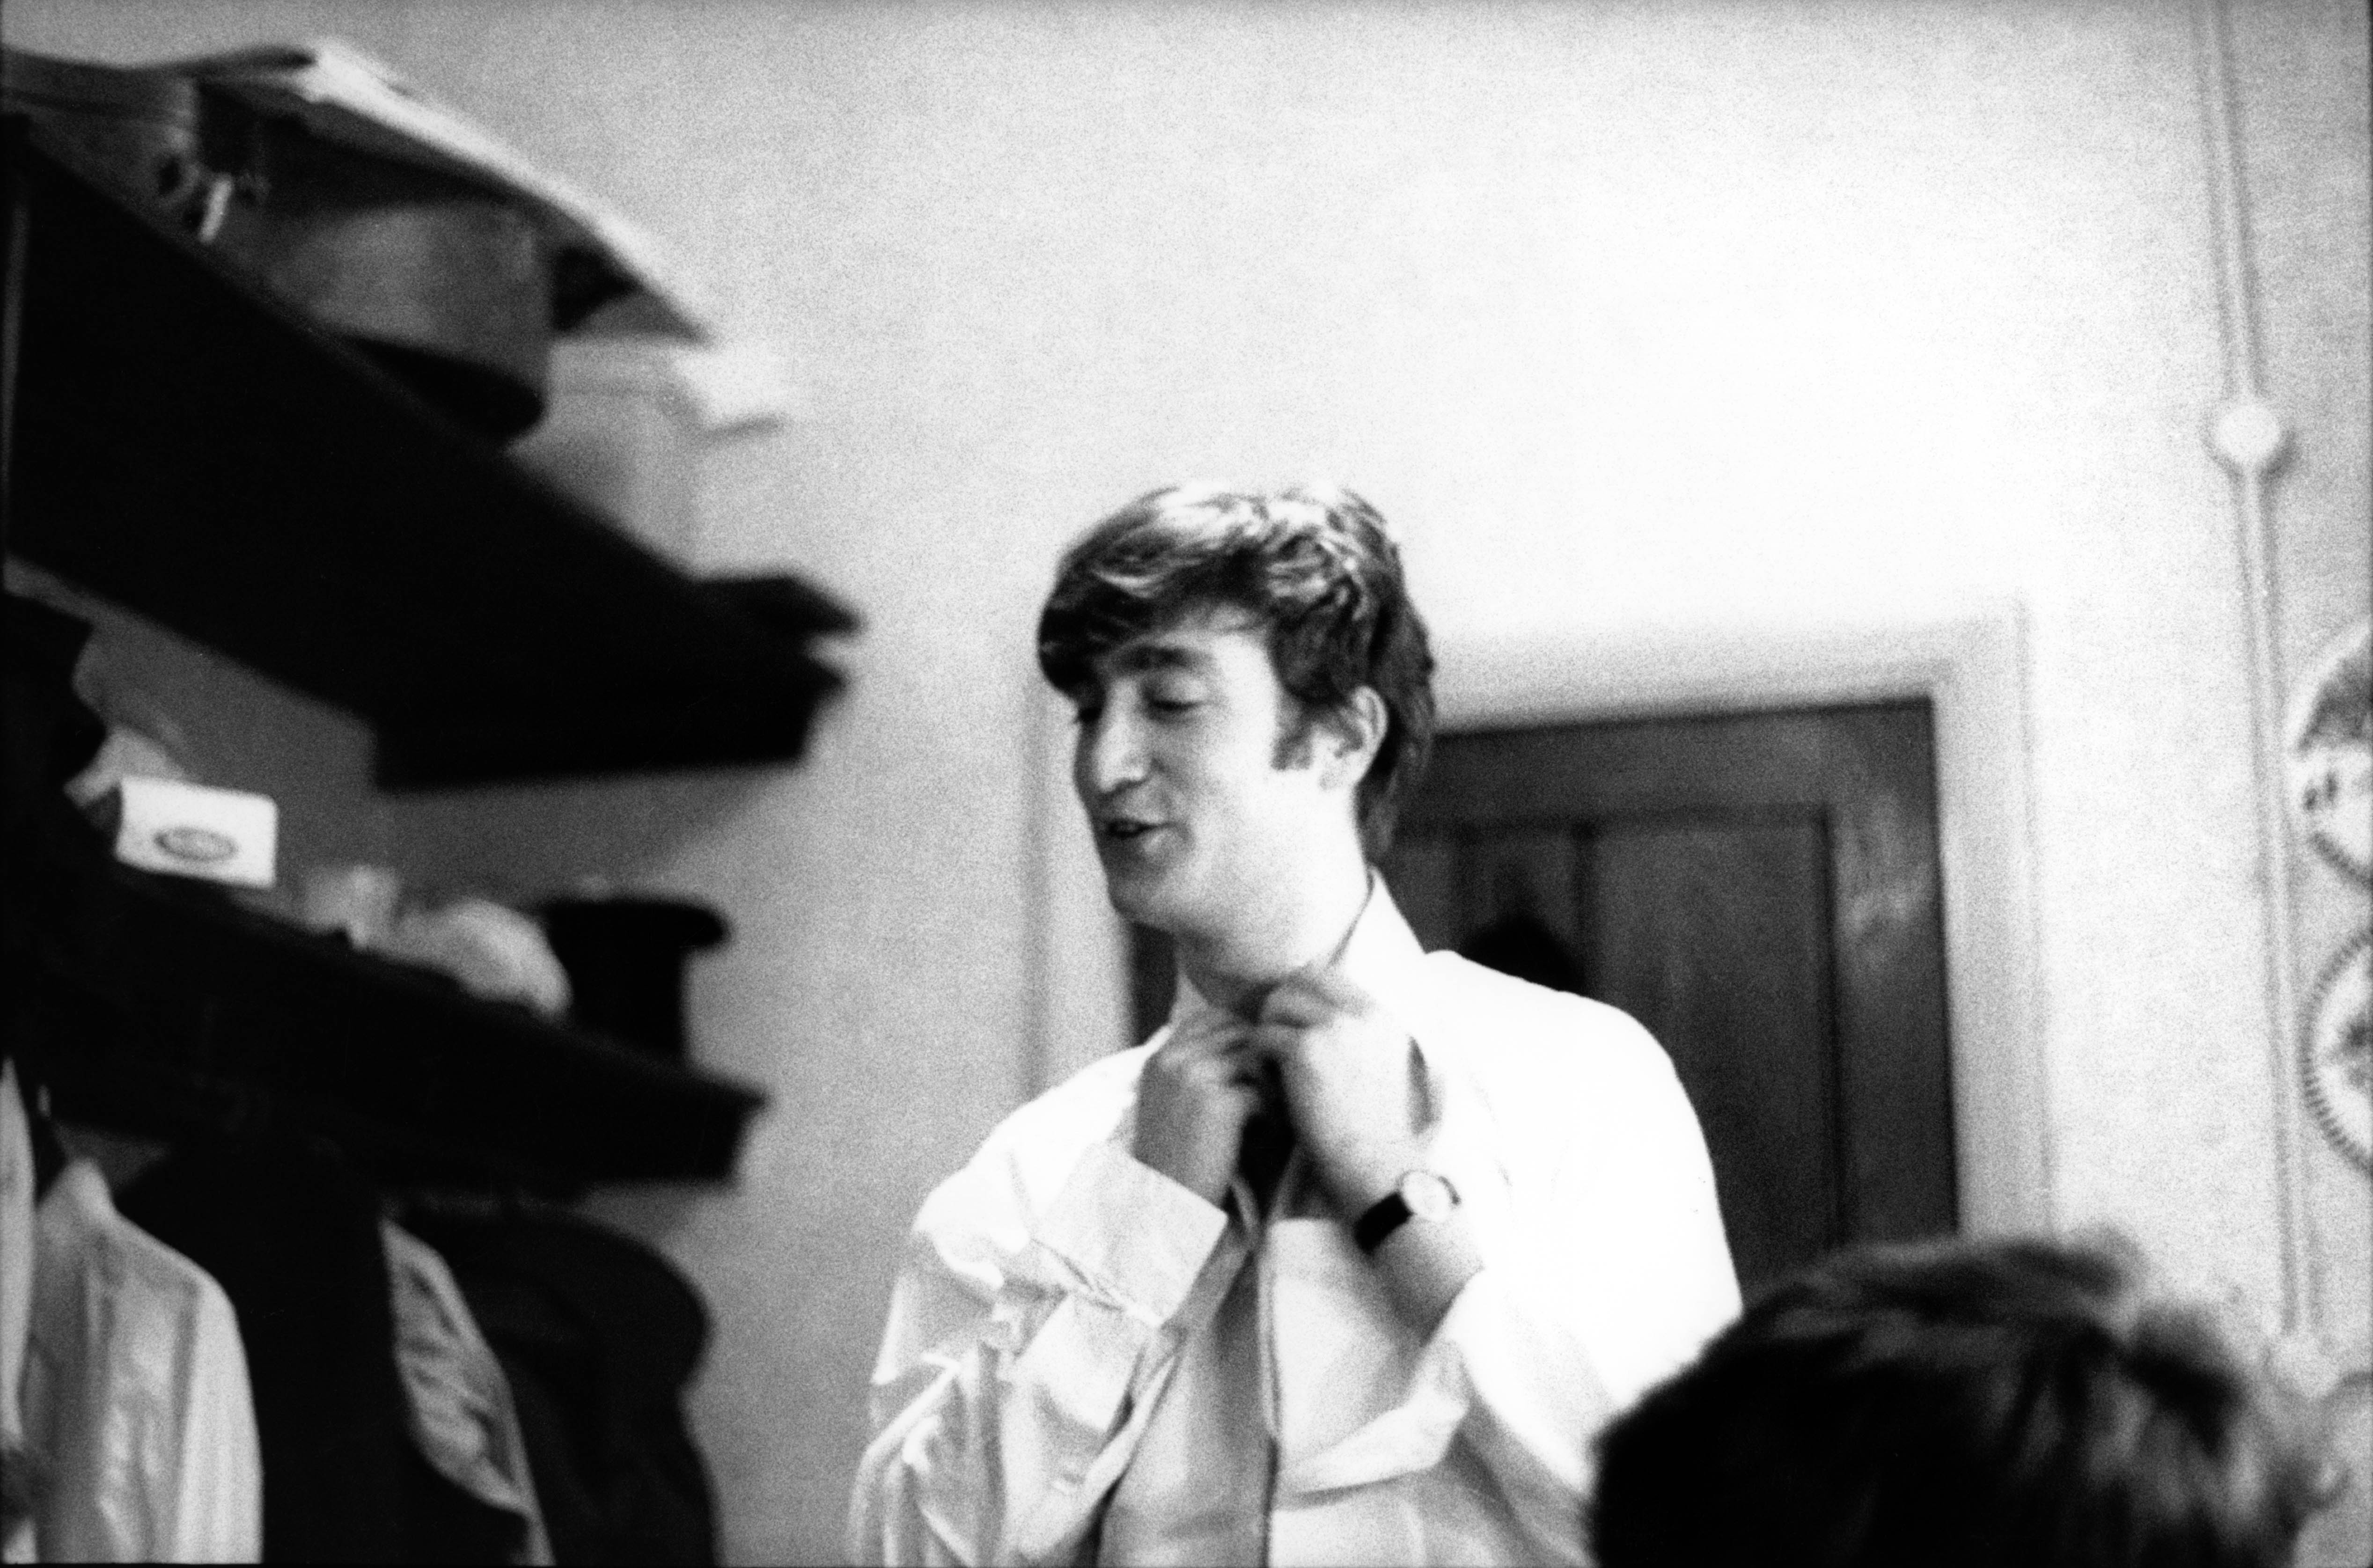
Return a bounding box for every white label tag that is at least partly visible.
[114,776,278,888]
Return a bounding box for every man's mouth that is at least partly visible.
[1099,816,1165,843]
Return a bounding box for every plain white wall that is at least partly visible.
[9,2,2366,1561]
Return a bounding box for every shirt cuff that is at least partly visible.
[1037,1137,1230,1326]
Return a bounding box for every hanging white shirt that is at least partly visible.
[1,1064,38,1556]
[382,1220,554,1566]
[851,881,1739,1566]
[11,1158,262,1563]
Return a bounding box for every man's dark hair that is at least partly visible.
[1036,481,1435,859]
[1590,1233,2335,1568]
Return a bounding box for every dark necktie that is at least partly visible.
[1236,1105,1296,1217]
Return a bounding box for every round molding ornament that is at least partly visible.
[2303,931,2371,1173]
[2209,397,2290,474]
[2285,620,2371,884]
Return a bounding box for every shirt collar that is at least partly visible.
[1166,877,1508,1227]
[1167,873,1436,1041]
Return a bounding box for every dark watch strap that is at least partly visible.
[1352,1192,1414,1255]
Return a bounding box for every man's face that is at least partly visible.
[1070,605,1335,940]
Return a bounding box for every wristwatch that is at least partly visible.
[1353,1170,1460,1255]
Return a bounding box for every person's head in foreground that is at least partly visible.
[1589,1232,2336,1568]
[1036,480,1433,975]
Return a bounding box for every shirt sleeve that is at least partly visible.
[169,1276,262,1564]
[1288,1008,1735,1563]
[1435,1021,1741,1561]
[847,1134,1237,1568]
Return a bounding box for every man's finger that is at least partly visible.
[1247,1021,1309,1068]
[1162,1019,1256,1070]
[1169,1007,1252,1046]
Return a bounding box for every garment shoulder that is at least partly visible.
[32,1166,239,1379]
[1422,955,1713,1190]
[910,1041,1157,1238]
[36,1165,213,1313]
[1423,952,1675,1089]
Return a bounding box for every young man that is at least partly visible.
[850,483,1740,1566]
[1588,1231,2336,1568]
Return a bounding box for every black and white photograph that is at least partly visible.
[2,2,2368,1564]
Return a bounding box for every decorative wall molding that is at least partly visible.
[2193,0,2319,1331]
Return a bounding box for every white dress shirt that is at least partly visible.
[1,1065,37,1553]
[382,1220,554,1566]
[850,882,1740,1566]
[9,1157,262,1563]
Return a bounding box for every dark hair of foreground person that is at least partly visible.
[1589,1233,2337,1568]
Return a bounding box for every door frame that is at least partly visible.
[1027,598,2053,1239]
[1425,601,2050,1239]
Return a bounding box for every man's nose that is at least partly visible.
[1078,704,1151,797]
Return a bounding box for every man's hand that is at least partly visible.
[1254,966,1427,1216]
[1259,967,1482,1331]
[1132,1008,1266,1208]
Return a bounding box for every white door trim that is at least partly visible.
[1426,600,2053,1238]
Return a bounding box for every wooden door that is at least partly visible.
[1389,700,1957,1297]
[1126,699,1957,1298]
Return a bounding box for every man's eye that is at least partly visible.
[1144,680,1205,712]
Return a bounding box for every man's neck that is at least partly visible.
[1174,851,1373,1021]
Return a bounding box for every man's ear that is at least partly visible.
[1316,687,1389,792]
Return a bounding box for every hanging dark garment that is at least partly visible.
[1,593,107,852]
[401,1205,718,1566]
[116,1136,527,1563]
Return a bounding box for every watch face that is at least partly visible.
[1399,1170,1456,1223]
